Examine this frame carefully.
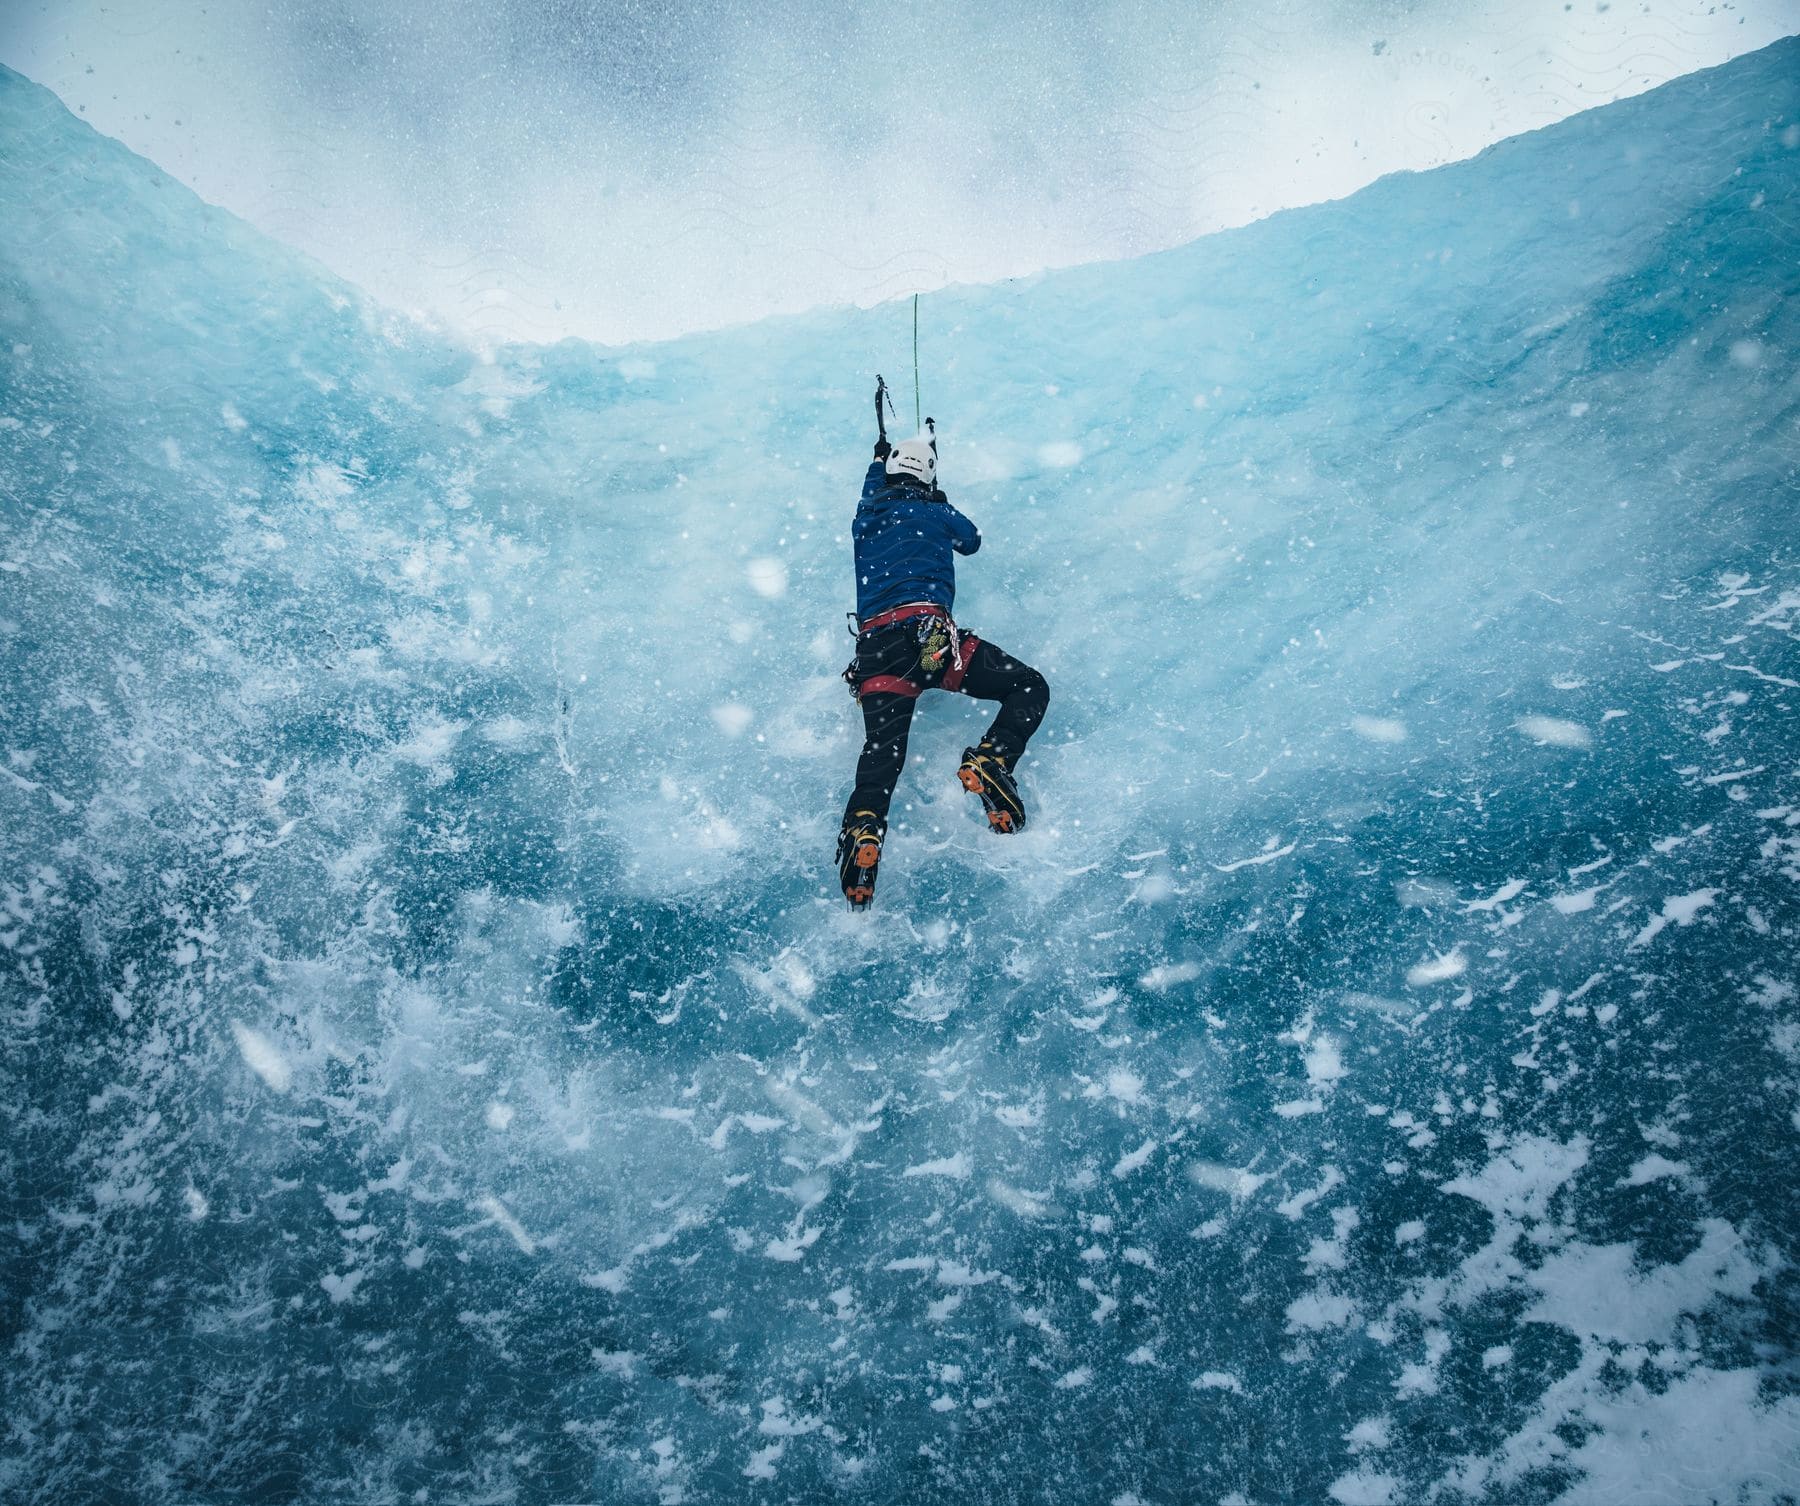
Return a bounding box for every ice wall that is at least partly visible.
[2,41,1797,1505]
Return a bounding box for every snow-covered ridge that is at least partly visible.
[2,42,1797,1505]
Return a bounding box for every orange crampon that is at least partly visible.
[957,744,1026,834]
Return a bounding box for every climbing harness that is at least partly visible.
[842,604,975,701]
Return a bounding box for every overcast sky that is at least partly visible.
[4,0,1794,347]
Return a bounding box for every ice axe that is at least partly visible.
[874,374,896,446]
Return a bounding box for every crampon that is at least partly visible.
[958,743,1026,834]
[836,812,885,909]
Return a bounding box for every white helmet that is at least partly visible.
[884,434,937,487]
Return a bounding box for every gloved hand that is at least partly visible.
[874,437,891,460]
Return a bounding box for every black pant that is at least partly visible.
[842,621,1049,830]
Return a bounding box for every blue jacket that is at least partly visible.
[852,461,981,622]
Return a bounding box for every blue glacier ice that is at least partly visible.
[2,39,1798,1506]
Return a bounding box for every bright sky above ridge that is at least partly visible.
[3,0,1794,347]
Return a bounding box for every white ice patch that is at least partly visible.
[1306,1207,1362,1274]
[1627,888,1720,950]
[1406,948,1466,987]
[320,1269,364,1303]
[1088,1066,1146,1105]
[736,951,819,1025]
[1285,1289,1357,1331]
[1350,715,1407,743]
[1395,877,1456,910]
[1274,1013,1346,1114]
[745,557,788,598]
[742,1442,784,1480]
[1112,1139,1158,1178]
[1305,1034,1346,1087]
[1619,1153,1688,1187]
[1341,991,1419,1022]
[758,1397,822,1438]
[1038,441,1083,468]
[473,1194,537,1255]
[994,1095,1044,1129]
[1328,1470,1397,1505]
[480,714,534,747]
[1132,869,1176,904]
[293,460,353,507]
[1465,878,1527,912]
[986,1178,1051,1219]
[1443,1135,1589,1226]
[1551,1366,1800,1504]
[1278,1166,1344,1220]
[454,359,544,417]
[229,1020,292,1093]
[1421,1135,1590,1317]
[904,1152,971,1180]
[1526,1218,1759,1345]
[1139,960,1200,991]
[894,976,957,1023]
[711,702,754,737]
[1513,715,1592,748]
[1213,837,1297,873]
[764,1226,821,1262]
[1188,1161,1272,1200]
[393,715,466,768]
[581,1267,629,1294]
[538,902,582,950]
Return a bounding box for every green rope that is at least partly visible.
[912,293,921,431]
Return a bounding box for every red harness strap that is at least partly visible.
[941,635,980,693]
[859,601,948,633]
[856,674,922,699]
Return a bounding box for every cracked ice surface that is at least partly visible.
[3,42,1799,1506]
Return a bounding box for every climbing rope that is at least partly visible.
[913,293,921,431]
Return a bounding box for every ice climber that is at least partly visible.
[836,378,1050,909]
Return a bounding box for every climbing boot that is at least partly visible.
[836,811,886,909]
[958,743,1026,833]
